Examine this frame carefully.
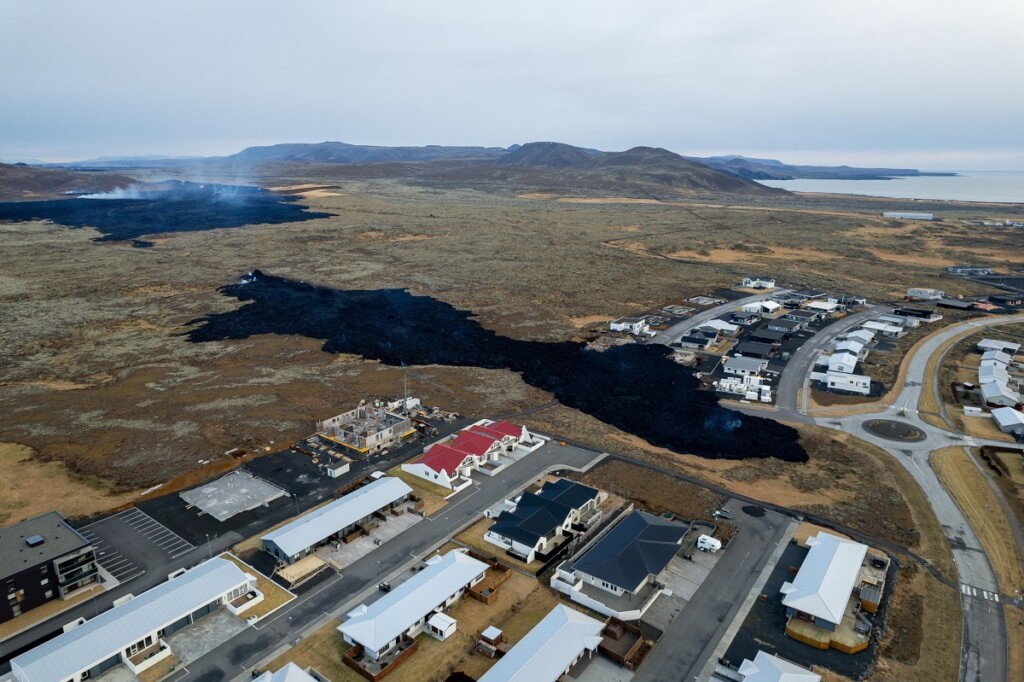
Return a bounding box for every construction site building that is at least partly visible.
[316,398,420,455]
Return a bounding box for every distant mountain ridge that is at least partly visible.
[0,162,135,201]
[684,154,956,180]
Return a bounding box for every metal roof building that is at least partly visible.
[738,650,821,682]
[338,550,487,659]
[11,558,251,682]
[262,476,411,562]
[478,604,604,682]
[780,532,867,626]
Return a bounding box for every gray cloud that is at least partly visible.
[1,1,1021,168]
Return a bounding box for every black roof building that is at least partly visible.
[767,318,803,332]
[489,480,599,549]
[734,341,779,358]
[571,511,686,593]
[0,512,90,581]
[750,329,786,343]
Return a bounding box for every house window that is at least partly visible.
[40,578,49,586]
[44,590,53,599]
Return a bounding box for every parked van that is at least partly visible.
[697,534,722,553]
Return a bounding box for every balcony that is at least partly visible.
[123,639,173,675]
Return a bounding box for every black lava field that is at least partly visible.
[188,271,807,462]
[0,181,331,246]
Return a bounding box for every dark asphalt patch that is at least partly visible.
[741,505,766,517]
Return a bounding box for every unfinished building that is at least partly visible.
[316,398,419,455]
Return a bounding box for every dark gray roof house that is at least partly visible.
[489,480,599,549]
[571,511,686,594]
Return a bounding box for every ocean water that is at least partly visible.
[757,170,1023,204]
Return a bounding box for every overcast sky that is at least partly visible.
[2,1,1022,168]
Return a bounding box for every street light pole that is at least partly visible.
[206,533,212,559]
[293,493,300,516]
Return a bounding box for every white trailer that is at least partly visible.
[697,534,722,553]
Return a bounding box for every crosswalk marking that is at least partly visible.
[961,584,1001,603]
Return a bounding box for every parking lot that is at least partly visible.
[77,508,195,586]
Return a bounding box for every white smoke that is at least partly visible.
[80,185,148,200]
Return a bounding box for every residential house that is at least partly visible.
[485,479,603,563]
[906,287,944,301]
[11,558,255,682]
[738,651,821,682]
[992,407,1024,436]
[316,399,417,455]
[878,313,920,328]
[843,329,875,346]
[402,421,535,489]
[767,318,803,334]
[978,364,1011,386]
[0,512,98,624]
[731,310,761,326]
[261,477,412,564]
[937,298,973,310]
[894,306,942,322]
[610,317,650,336]
[783,310,818,325]
[981,382,1019,408]
[734,341,779,359]
[742,276,776,289]
[723,356,769,377]
[811,370,872,396]
[477,605,604,682]
[805,301,839,316]
[676,334,712,351]
[751,329,787,344]
[791,289,826,300]
[698,318,741,336]
[981,350,1012,367]
[338,550,488,661]
[834,340,867,360]
[978,339,1022,355]
[743,300,781,314]
[861,321,906,338]
[781,532,867,633]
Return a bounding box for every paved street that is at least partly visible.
[651,290,789,345]
[636,499,789,682]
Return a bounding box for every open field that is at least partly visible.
[0,441,136,525]
[2,174,1023,488]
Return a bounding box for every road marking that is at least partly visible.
[961,584,1001,602]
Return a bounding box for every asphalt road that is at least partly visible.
[635,499,789,682]
[774,306,883,414]
[650,290,790,346]
[164,442,605,682]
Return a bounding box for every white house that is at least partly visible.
[738,651,821,682]
[742,275,776,289]
[485,479,603,563]
[338,550,488,661]
[826,352,859,375]
[979,364,1011,386]
[723,356,769,377]
[862,321,906,338]
[834,339,867,360]
[906,287,944,300]
[978,339,1021,355]
[844,329,875,346]
[992,407,1024,436]
[478,605,604,682]
[610,317,650,335]
[698,318,741,335]
[878,313,920,328]
[805,301,839,315]
[402,421,534,489]
[743,300,781,315]
[11,558,256,682]
[981,382,1019,407]
[261,477,412,564]
[981,350,1013,367]
[781,532,867,632]
[811,371,872,396]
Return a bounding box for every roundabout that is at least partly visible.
[862,419,927,443]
